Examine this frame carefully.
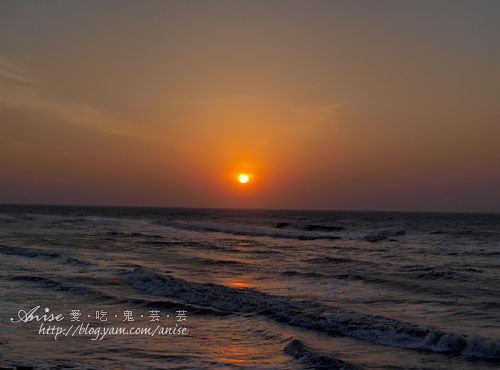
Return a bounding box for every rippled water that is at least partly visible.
[1,205,499,369]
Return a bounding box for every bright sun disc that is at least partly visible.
[238,174,249,184]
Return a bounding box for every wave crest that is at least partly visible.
[126,267,500,359]
[157,221,341,241]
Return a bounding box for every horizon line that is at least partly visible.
[0,202,499,215]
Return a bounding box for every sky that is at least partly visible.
[1,0,499,212]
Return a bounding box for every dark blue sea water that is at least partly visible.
[1,205,499,369]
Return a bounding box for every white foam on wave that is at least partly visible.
[126,267,500,359]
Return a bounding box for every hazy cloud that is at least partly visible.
[0,56,161,143]
[192,95,344,124]
[0,57,41,84]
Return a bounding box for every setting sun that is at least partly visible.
[238,174,249,184]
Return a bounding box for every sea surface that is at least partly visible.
[1,205,499,369]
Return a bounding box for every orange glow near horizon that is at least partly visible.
[1,2,499,212]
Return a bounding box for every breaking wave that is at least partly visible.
[284,339,358,369]
[11,275,229,316]
[126,267,500,359]
[275,222,345,232]
[363,230,407,242]
[158,221,341,240]
[0,244,93,267]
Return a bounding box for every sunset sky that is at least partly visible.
[1,0,499,212]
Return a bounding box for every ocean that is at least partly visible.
[1,204,499,369]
